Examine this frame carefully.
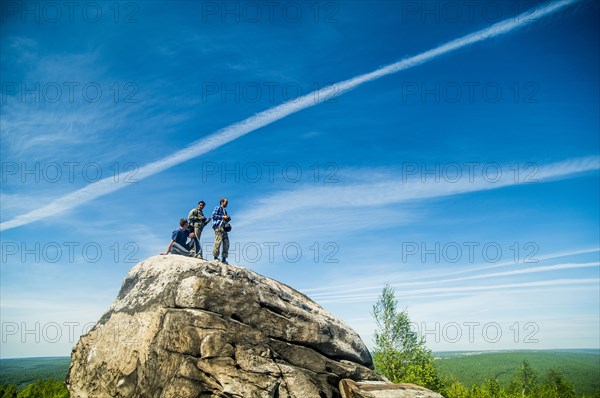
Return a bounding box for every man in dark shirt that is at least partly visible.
[161,218,201,258]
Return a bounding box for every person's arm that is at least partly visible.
[188,209,198,223]
[161,240,174,255]
[214,207,230,226]
[180,227,195,240]
[211,207,222,223]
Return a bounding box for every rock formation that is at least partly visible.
[340,380,444,398]
[67,255,443,398]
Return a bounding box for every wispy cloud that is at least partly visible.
[0,0,581,232]
[317,278,598,304]
[229,156,599,255]
[235,156,599,229]
[2,103,115,157]
[310,262,599,302]
[298,248,600,307]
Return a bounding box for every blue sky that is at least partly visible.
[1,0,599,358]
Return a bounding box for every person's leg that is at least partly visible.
[186,241,204,259]
[194,226,202,257]
[213,229,222,260]
[194,225,203,257]
[188,235,200,257]
[170,242,194,257]
[222,231,229,262]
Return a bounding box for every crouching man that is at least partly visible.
[161,218,202,258]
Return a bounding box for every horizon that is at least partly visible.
[1,0,599,360]
[2,347,600,361]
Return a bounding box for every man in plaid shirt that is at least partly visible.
[211,197,231,264]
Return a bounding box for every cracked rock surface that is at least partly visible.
[67,255,383,397]
[339,380,444,398]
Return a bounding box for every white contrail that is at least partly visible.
[0,0,580,232]
[309,262,600,299]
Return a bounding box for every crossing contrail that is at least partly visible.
[0,0,581,232]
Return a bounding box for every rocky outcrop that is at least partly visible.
[67,256,382,397]
[67,255,444,397]
[340,380,444,398]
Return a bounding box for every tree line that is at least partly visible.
[0,380,68,398]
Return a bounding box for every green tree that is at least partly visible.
[16,379,69,398]
[507,360,537,397]
[537,368,576,398]
[0,384,18,398]
[443,378,470,398]
[483,377,505,398]
[371,284,442,391]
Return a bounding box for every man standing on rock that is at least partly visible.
[211,197,231,264]
[188,200,210,258]
[161,218,202,258]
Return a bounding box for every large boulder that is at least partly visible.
[340,380,444,398]
[67,255,382,397]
